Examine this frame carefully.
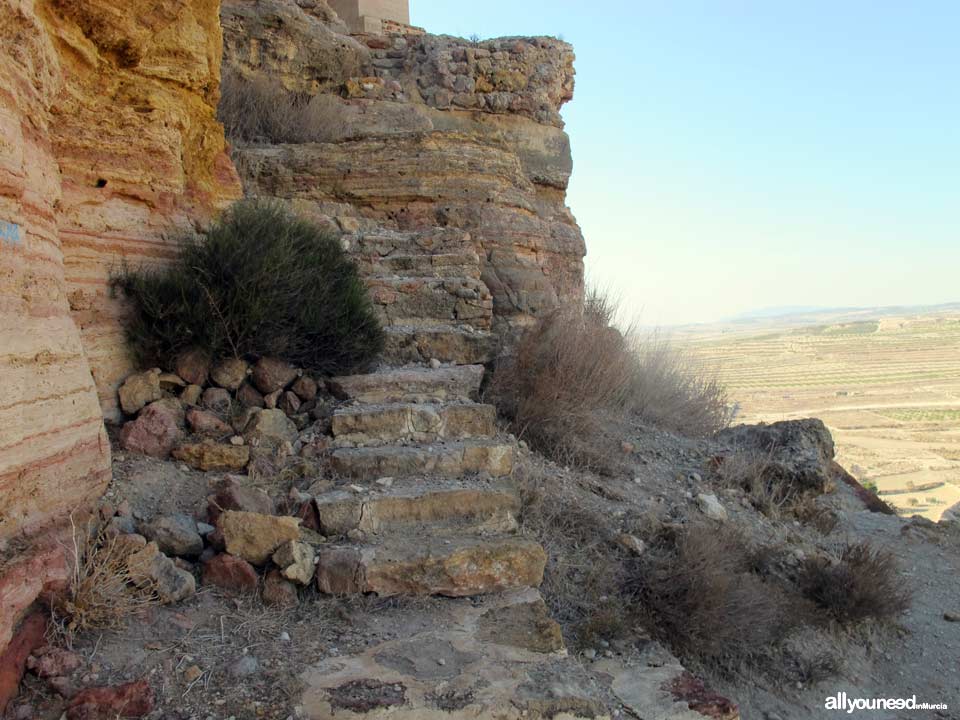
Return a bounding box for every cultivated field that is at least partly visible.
[678,308,960,521]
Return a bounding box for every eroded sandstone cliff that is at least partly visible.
[221,0,585,339]
[0,0,239,652]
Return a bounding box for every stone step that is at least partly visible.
[358,251,482,279]
[382,325,497,365]
[328,365,484,404]
[366,276,492,330]
[315,535,545,597]
[313,480,519,536]
[353,227,473,258]
[330,439,514,478]
[331,402,497,447]
[297,589,610,720]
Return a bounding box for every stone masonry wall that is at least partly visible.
[222,0,585,337]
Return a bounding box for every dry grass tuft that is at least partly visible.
[51,518,158,642]
[219,70,342,145]
[797,541,910,623]
[488,289,731,471]
[513,462,629,647]
[624,523,804,665]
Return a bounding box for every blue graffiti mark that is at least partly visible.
[0,221,21,247]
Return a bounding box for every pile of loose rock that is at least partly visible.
[100,474,322,608]
[117,351,335,472]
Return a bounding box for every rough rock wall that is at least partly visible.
[222,0,584,336]
[0,0,239,653]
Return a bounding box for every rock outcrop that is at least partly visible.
[1,0,239,658]
[221,0,584,341]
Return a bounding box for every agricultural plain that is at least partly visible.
[679,307,960,521]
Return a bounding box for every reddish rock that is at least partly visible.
[251,357,298,395]
[294,498,322,532]
[26,646,82,679]
[186,408,232,437]
[291,376,318,402]
[279,390,301,416]
[175,349,211,386]
[67,679,154,719]
[665,672,739,720]
[201,387,232,415]
[0,611,48,714]
[262,570,299,608]
[202,554,259,593]
[236,382,266,409]
[119,402,182,458]
[207,476,275,523]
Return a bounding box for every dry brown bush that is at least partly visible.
[219,70,341,145]
[51,518,158,642]
[488,289,731,471]
[624,523,805,665]
[797,541,910,623]
[513,462,629,647]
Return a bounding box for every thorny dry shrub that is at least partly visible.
[715,450,837,533]
[513,462,630,647]
[623,523,805,666]
[488,289,731,471]
[797,541,910,623]
[51,518,158,642]
[219,70,342,145]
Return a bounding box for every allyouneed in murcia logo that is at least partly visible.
[825,692,949,714]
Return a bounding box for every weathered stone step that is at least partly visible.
[298,589,605,720]
[328,365,484,404]
[358,251,482,279]
[315,535,546,597]
[383,324,497,365]
[330,439,514,478]
[313,481,519,536]
[366,276,492,329]
[353,227,473,258]
[331,402,497,446]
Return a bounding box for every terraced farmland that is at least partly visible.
[680,310,960,521]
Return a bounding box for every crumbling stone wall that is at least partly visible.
[223,0,585,337]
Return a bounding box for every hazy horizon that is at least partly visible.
[413,1,960,325]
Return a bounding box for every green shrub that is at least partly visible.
[112,200,383,375]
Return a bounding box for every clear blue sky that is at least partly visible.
[412,1,959,325]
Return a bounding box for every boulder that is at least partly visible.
[172,442,250,472]
[262,569,299,608]
[717,419,836,492]
[242,409,298,450]
[186,408,232,437]
[151,397,186,428]
[118,370,162,415]
[236,382,266,409]
[157,373,186,392]
[0,611,47,714]
[201,387,232,415]
[207,476,275,522]
[174,349,212,386]
[126,542,195,604]
[140,514,203,557]
[66,679,154,720]
[697,494,728,522]
[264,389,282,409]
[279,391,301,416]
[202,554,259,593]
[251,357,298,395]
[291,376,318,402]
[180,384,203,406]
[210,357,249,390]
[219,511,300,565]
[272,541,315,585]
[119,403,182,459]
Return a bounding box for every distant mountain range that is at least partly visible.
[668,302,960,333]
